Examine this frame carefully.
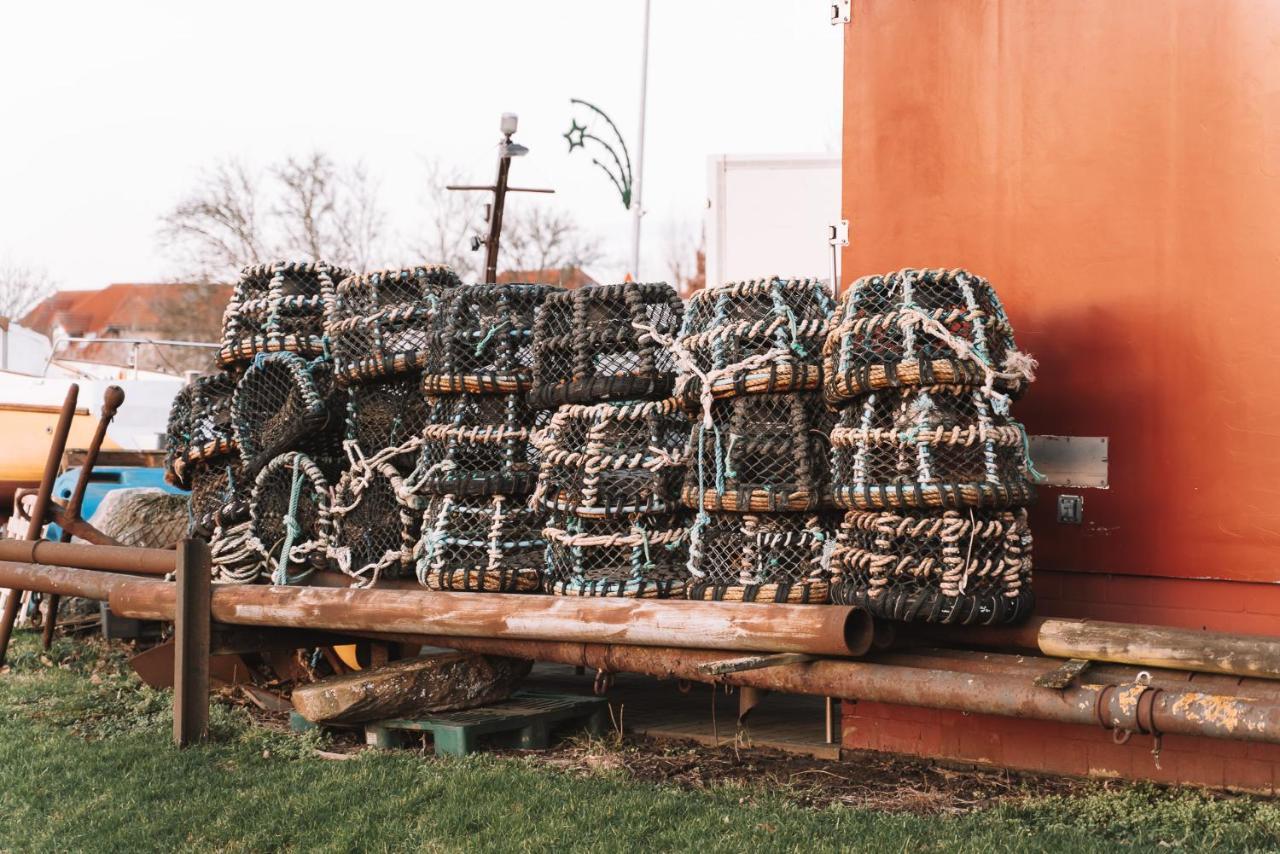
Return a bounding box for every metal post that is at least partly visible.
[484,151,514,284]
[0,384,78,666]
[173,538,211,747]
[630,0,652,279]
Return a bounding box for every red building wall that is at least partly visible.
[839,0,1280,788]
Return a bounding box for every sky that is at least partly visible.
[0,2,841,289]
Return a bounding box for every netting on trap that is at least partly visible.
[827,384,1036,510]
[329,460,421,587]
[232,351,346,477]
[219,261,349,368]
[822,267,1035,408]
[830,507,1034,625]
[345,375,428,472]
[229,451,334,585]
[417,394,547,496]
[326,264,460,384]
[529,282,682,408]
[677,277,834,404]
[419,283,558,395]
[543,513,689,598]
[685,512,832,604]
[185,452,248,536]
[531,398,687,517]
[164,372,237,489]
[681,392,833,513]
[416,494,545,592]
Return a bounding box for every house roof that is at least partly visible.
[496,266,598,289]
[21,282,233,340]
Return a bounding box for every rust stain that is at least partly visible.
[1168,692,1256,734]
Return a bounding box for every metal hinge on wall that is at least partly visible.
[831,1,851,25]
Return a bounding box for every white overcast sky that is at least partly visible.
[0,2,841,288]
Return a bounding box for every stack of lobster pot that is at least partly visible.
[415,283,561,593]
[676,277,837,603]
[324,265,460,587]
[529,283,687,598]
[822,268,1038,625]
[208,260,351,585]
[164,372,241,535]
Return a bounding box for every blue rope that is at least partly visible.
[274,462,306,584]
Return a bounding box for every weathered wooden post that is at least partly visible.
[173,538,211,746]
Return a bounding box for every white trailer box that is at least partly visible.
[705,154,841,290]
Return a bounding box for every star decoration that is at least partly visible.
[564,120,587,152]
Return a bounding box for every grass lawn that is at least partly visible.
[0,632,1278,853]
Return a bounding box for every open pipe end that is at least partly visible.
[842,606,876,657]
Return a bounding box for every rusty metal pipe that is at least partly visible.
[0,384,79,665]
[108,581,874,657]
[0,540,175,576]
[11,562,1280,746]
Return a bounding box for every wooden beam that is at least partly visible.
[173,539,211,747]
[697,652,816,676]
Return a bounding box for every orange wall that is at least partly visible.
[842,0,1280,586]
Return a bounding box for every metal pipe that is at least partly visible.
[0,540,174,576]
[13,561,1280,746]
[108,581,873,657]
[0,384,78,665]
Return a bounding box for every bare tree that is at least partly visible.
[159,153,388,280]
[415,159,484,280]
[501,206,604,278]
[664,218,706,296]
[0,263,57,321]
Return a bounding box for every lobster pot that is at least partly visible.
[678,277,833,403]
[345,376,429,471]
[529,282,683,408]
[232,352,346,478]
[329,462,421,586]
[164,372,240,489]
[416,494,545,592]
[682,392,833,513]
[685,512,832,604]
[420,283,559,395]
[532,398,687,517]
[417,394,547,496]
[822,267,1031,408]
[217,452,334,585]
[326,265,460,385]
[830,507,1034,625]
[543,513,689,598]
[185,452,247,535]
[827,385,1035,510]
[219,261,349,368]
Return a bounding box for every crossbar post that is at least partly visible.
[173,538,211,747]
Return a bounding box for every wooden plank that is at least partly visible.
[698,652,816,676]
[173,539,211,747]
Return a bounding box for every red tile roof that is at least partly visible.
[496,267,598,289]
[21,283,233,340]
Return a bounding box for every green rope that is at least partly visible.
[274,462,306,584]
[474,320,510,357]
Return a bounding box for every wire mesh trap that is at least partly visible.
[543,513,689,598]
[232,451,334,585]
[419,283,559,395]
[827,384,1036,510]
[417,394,547,497]
[416,494,546,592]
[531,397,687,517]
[185,452,248,536]
[329,460,421,587]
[232,351,346,478]
[218,261,349,368]
[529,282,683,409]
[345,375,429,472]
[326,264,460,385]
[822,267,1035,408]
[682,391,834,513]
[677,277,834,405]
[685,512,832,604]
[164,372,238,489]
[830,507,1034,625]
